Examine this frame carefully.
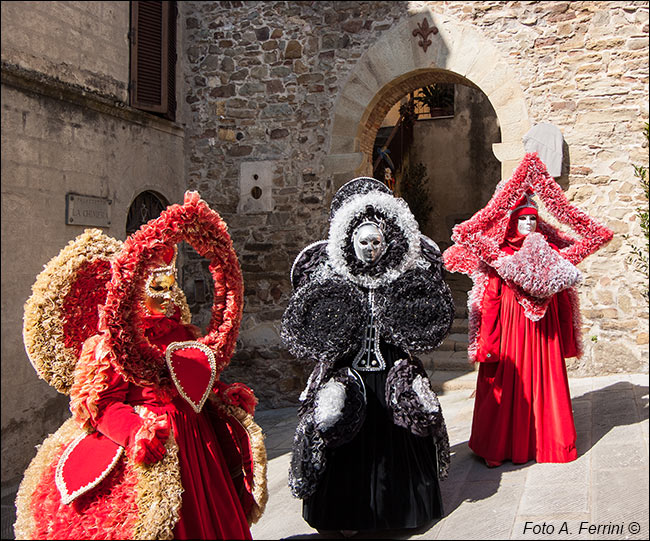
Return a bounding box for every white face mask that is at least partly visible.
[517,214,537,236]
[353,223,386,265]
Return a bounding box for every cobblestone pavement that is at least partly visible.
[2,373,648,540]
[251,373,648,540]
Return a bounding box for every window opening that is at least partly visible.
[129,1,177,121]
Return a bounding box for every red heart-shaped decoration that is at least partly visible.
[166,341,216,413]
[56,432,123,505]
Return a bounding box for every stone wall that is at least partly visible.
[183,1,649,409]
[181,1,413,406]
[426,0,649,375]
[1,1,129,100]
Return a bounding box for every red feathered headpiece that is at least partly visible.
[100,191,244,387]
[443,153,613,274]
[442,153,613,360]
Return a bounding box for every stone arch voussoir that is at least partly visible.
[325,8,531,186]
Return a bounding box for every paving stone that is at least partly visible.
[465,456,532,484]
[569,378,595,396]
[436,480,524,540]
[592,397,638,415]
[525,455,590,487]
[591,440,648,470]
[518,482,589,515]
[575,430,594,455]
[571,398,593,413]
[592,468,649,539]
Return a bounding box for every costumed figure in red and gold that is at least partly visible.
[15,191,268,540]
[443,153,613,466]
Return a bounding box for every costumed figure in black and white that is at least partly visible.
[281,177,455,534]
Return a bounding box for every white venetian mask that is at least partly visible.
[352,222,386,265]
[517,214,538,236]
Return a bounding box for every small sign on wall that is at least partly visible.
[66,193,112,227]
[238,160,275,214]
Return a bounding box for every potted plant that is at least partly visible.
[414,84,454,117]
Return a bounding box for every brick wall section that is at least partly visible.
[182,1,649,408]
[359,70,478,156]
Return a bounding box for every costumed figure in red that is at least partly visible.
[443,153,613,466]
[15,191,268,539]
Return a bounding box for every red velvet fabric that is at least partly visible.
[57,432,123,503]
[32,447,140,540]
[45,314,252,540]
[469,221,578,465]
[168,345,214,408]
[131,315,251,539]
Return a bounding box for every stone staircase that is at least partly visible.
[422,271,479,391]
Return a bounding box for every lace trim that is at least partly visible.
[165,341,217,413]
[55,432,124,505]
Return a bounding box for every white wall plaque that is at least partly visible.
[238,160,275,214]
[66,193,112,227]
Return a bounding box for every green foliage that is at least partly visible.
[398,98,417,128]
[399,162,432,229]
[625,122,649,300]
[414,84,454,115]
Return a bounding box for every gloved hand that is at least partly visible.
[215,381,258,415]
[128,410,170,465]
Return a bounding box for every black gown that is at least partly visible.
[302,341,443,531]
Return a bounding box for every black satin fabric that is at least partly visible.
[302,342,443,531]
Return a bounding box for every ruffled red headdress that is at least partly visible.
[100,191,244,388]
[442,153,613,360]
[23,191,244,392]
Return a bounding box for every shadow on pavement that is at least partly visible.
[573,381,648,454]
[283,520,442,539]
[439,381,649,517]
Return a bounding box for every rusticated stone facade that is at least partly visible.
[182,1,649,408]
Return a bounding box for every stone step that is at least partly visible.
[420,350,477,372]
[438,330,469,352]
[450,318,469,334]
[427,369,478,392]
[453,304,468,319]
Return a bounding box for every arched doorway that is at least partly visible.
[370,76,501,325]
[324,9,531,183]
[366,71,501,247]
[324,9,531,375]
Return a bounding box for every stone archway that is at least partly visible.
[324,8,531,187]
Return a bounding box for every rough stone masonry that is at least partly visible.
[181,1,649,408]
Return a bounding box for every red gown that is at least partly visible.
[468,240,579,465]
[27,313,253,540]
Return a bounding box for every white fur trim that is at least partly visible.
[467,264,491,362]
[327,191,422,288]
[314,379,347,430]
[493,233,582,299]
[413,375,441,414]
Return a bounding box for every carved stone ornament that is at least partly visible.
[412,18,438,53]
